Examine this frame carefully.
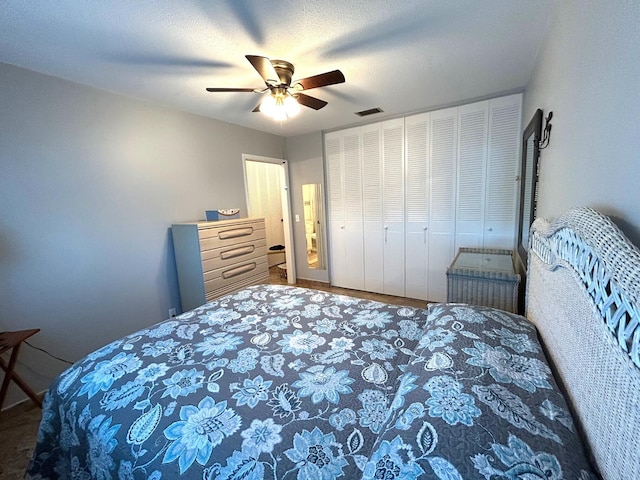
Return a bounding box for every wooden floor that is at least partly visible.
[0,270,428,478]
[0,400,41,479]
[268,265,429,309]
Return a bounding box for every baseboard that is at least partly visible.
[0,389,47,412]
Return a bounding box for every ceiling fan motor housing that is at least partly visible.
[270,59,295,86]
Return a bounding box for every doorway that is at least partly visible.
[243,154,296,283]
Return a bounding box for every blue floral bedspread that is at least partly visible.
[26,285,598,479]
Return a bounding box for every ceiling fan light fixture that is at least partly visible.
[259,94,277,116]
[284,95,300,118]
[272,104,288,122]
[260,90,300,121]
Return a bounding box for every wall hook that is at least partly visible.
[539,111,553,149]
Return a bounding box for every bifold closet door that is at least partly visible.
[326,128,364,290]
[485,94,522,248]
[405,112,430,300]
[455,101,489,251]
[361,119,405,297]
[405,108,458,303]
[428,107,458,302]
[453,95,521,251]
[361,123,384,294]
[381,118,405,297]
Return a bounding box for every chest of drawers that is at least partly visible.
[171,217,269,311]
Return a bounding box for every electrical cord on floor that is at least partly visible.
[24,340,73,365]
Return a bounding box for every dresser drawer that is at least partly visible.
[204,268,268,302]
[204,257,269,294]
[201,238,267,273]
[199,219,265,251]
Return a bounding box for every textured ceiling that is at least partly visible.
[0,0,553,137]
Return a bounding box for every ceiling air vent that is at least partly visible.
[355,107,383,117]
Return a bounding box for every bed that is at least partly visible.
[26,207,639,479]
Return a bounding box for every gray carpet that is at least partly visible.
[0,400,41,479]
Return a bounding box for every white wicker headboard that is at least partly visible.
[527,207,640,480]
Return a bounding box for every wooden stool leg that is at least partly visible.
[0,344,42,409]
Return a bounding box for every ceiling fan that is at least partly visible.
[206,55,345,120]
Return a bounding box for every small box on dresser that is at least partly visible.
[171,217,269,311]
[446,247,521,313]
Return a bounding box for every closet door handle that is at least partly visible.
[384,226,389,244]
[487,227,493,232]
[423,226,428,243]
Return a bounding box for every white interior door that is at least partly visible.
[245,161,285,267]
[243,154,296,283]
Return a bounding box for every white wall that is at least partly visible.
[285,132,330,283]
[0,63,282,407]
[523,0,640,244]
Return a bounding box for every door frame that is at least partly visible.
[242,153,296,284]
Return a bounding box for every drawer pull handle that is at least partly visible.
[219,227,254,240]
[221,245,255,260]
[222,262,257,279]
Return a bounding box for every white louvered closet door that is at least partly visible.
[429,107,458,302]
[455,101,489,251]
[342,128,365,289]
[325,131,347,287]
[325,128,364,290]
[485,94,522,248]
[382,118,405,297]
[361,123,384,294]
[405,112,430,300]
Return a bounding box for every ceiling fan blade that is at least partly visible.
[294,93,328,110]
[206,87,257,92]
[294,70,345,90]
[245,55,280,84]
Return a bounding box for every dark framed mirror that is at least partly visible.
[517,109,543,264]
